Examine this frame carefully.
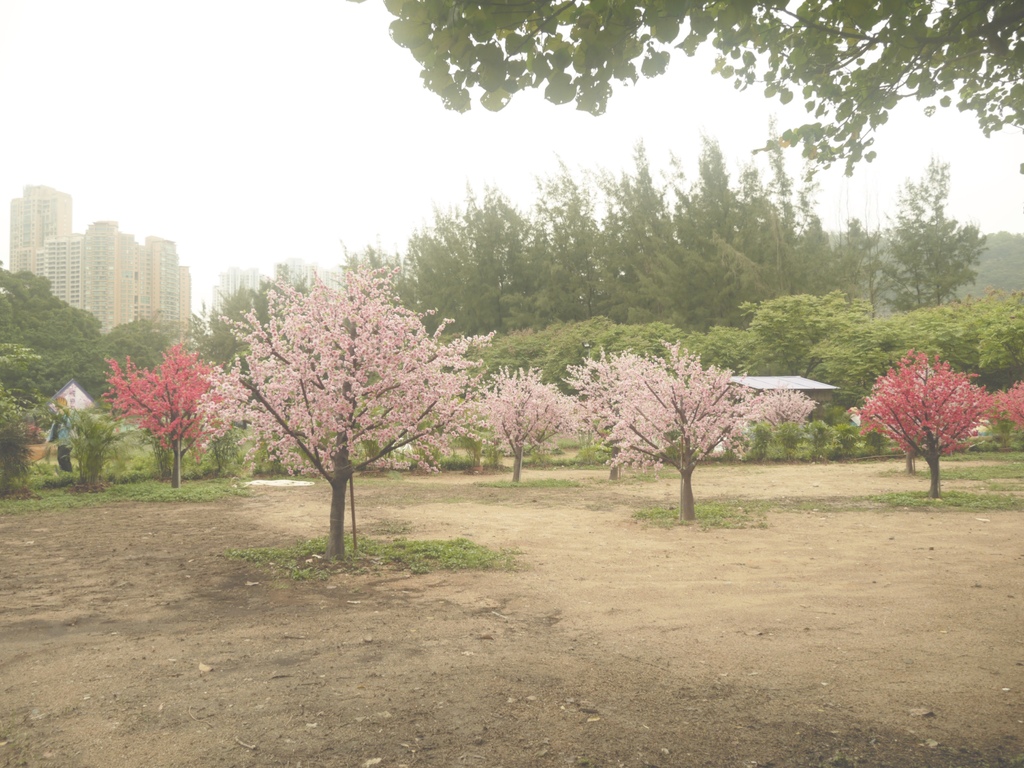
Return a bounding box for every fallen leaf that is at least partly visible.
[198,662,213,674]
[245,581,260,587]
[587,716,601,722]
[363,759,383,767]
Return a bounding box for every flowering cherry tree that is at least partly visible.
[207,269,486,559]
[861,351,992,499]
[754,388,817,426]
[575,345,758,521]
[481,367,578,483]
[566,351,646,481]
[106,345,216,488]
[994,381,1024,429]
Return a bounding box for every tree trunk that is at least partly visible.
[679,466,696,522]
[925,454,941,499]
[608,445,620,481]
[171,438,182,489]
[905,450,916,475]
[512,445,523,483]
[326,468,352,560]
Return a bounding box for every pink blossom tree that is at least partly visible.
[565,351,645,480]
[754,388,817,426]
[481,367,578,483]
[106,345,216,489]
[575,345,758,521]
[861,351,992,499]
[206,269,486,560]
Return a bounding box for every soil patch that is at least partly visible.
[2,461,1022,767]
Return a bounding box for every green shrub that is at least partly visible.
[207,426,244,475]
[862,429,891,455]
[439,454,479,471]
[746,422,773,462]
[831,423,862,459]
[575,442,611,466]
[0,419,32,495]
[67,409,127,486]
[820,404,852,426]
[806,420,836,461]
[483,443,503,469]
[450,434,484,469]
[775,422,804,461]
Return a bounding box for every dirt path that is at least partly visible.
[2,461,1022,767]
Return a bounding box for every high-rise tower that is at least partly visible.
[9,185,73,273]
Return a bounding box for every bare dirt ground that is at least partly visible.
[2,460,1023,768]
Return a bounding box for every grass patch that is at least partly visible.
[0,479,251,515]
[365,518,415,537]
[870,490,1023,510]
[633,500,769,530]
[945,451,1024,463]
[475,478,582,489]
[940,462,1024,483]
[227,535,520,578]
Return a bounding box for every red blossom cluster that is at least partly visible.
[106,345,217,488]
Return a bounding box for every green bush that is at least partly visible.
[862,429,891,456]
[207,427,244,475]
[438,454,479,471]
[746,422,773,462]
[806,420,836,461]
[831,423,862,459]
[775,422,804,461]
[0,419,32,495]
[575,442,611,466]
[67,409,127,486]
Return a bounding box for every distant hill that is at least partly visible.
[962,231,1024,296]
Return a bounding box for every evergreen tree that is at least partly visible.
[885,159,985,311]
[531,162,605,324]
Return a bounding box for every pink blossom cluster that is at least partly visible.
[480,367,579,481]
[205,268,488,480]
[569,344,759,475]
[753,388,817,426]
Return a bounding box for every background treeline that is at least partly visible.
[351,140,1015,335]
[2,138,1022,412]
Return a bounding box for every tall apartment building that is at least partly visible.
[38,234,85,307]
[212,266,263,312]
[8,187,191,336]
[9,185,72,273]
[179,266,192,337]
[274,257,344,290]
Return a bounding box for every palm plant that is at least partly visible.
[66,408,126,486]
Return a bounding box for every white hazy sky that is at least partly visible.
[2,0,1022,315]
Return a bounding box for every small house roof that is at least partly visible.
[731,375,837,391]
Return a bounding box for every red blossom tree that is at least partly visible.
[572,345,758,522]
[106,345,216,488]
[861,351,992,499]
[994,381,1024,429]
[206,268,486,560]
[481,367,578,483]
